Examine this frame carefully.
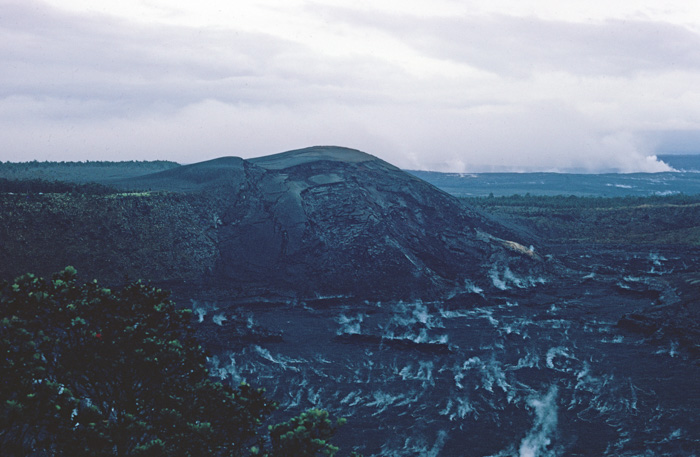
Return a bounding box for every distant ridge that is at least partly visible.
[113,156,248,192]
[0,160,178,183]
[409,168,700,197]
[657,154,700,172]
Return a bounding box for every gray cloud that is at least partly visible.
[0,1,412,118]
[0,0,697,171]
[313,6,700,77]
[645,129,700,154]
[425,16,700,76]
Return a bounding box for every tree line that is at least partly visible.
[462,193,700,209]
[0,178,116,195]
[0,160,178,168]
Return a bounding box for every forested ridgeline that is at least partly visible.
[0,177,116,195]
[0,160,180,184]
[463,194,700,245]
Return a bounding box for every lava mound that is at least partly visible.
[120,146,546,299]
[1,146,548,301]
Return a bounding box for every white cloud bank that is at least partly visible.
[1,0,699,171]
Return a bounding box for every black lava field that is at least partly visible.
[196,246,700,457]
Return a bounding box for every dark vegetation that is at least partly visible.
[463,194,700,245]
[0,267,355,457]
[0,160,179,184]
[0,177,116,195]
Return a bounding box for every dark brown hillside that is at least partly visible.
[0,192,217,284]
[0,146,547,301]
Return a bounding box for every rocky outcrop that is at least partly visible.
[617,274,700,360]
[1,146,549,301]
[118,146,547,300]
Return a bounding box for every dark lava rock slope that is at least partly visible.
[131,146,547,300]
[2,146,548,301]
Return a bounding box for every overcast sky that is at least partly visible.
[2,0,700,171]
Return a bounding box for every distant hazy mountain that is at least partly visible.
[409,160,700,198]
[658,154,700,171]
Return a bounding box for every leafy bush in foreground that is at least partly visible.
[0,267,352,457]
